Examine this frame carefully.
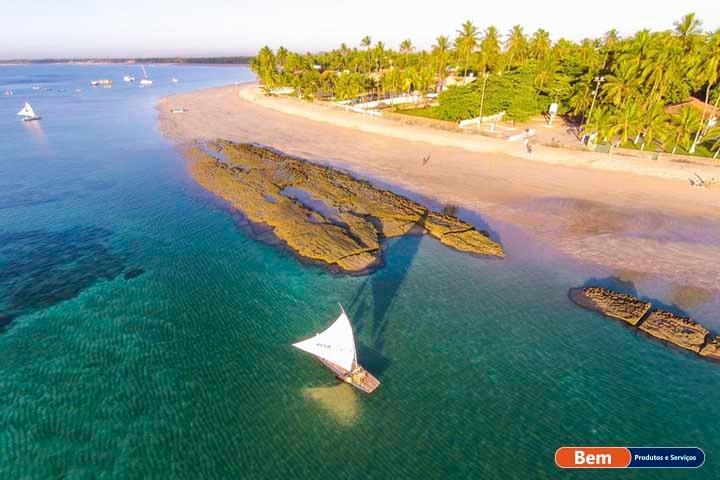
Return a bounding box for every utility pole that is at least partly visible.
[478,70,490,129]
[585,76,605,131]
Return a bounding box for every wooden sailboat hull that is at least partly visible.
[320,359,380,394]
[22,117,41,122]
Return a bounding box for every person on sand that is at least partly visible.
[526,140,533,154]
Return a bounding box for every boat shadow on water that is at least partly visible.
[362,174,504,246]
[347,212,430,376]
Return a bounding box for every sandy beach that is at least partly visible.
[158,83,720,300]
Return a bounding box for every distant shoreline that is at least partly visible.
[0,62,250,68]
[0,57,252,66]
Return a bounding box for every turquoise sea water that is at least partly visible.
[1,64,719,479]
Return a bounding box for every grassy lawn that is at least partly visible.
[393,107,442,120]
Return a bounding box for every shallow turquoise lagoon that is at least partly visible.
[1,64,719,479]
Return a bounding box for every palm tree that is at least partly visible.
[704,126,720,158]
[383,67,403,97]
[602,61,642,106]
[505,25,528,67]
[637,103,669,151]
[641,37,680,105]
[360,36,372,74]
[569,77,595,121]
[674,12,702,51]
[585,106,614,142]
[374,41,386,72]
[456,20,479,79]
[480,26,501,72]
[529,29,552,60]
[600,29,620,69]
[432,35,451,91]
[670,106,702,154]
[607,99,642,150]
[623,29,652,67]
[251,46,278,88]
[534,56,557,91]
[688,31,720,152]
[603,29,620,49]
[415,65,435,96]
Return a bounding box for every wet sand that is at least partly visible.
[158,84,720,296]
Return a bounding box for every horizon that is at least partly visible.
[3,1,720,59]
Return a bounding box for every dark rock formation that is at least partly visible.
[570,286,718,362]
[187,141,504,273]
[569,287,650,325]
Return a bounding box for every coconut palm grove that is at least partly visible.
[251,13,720,157]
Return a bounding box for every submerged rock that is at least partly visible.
[187,141,504,273]
[570,286,718,362]
[123,268,145,280]
[569,287,650,325]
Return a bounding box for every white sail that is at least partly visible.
[18,102,35,118]
[17,102,35,118]
[293,308,357,372]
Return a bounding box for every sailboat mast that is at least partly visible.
[338,303,358,369]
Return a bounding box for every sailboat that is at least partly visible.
[139,65,153,85]
[292,305,380,394]
[17,102,41,122]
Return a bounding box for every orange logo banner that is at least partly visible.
[555,447,632,469]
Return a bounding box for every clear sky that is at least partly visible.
[3,0,720,59]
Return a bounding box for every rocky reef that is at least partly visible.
[187,141,504,273]
[568,287,650,326]
[639,310,708,353]
[570,286,719,362]
[699,338,720,360]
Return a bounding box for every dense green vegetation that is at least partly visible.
[252,13,720,157]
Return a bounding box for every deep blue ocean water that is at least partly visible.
[1,64,719,479]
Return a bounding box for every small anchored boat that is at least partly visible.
[293,305,380,394]
[123,75,136,82]
[139,65,153,85]
[17,102,41,122]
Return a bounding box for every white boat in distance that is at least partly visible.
[171,78,179,83]
[292,305,380,394]
[17,102,41,121]
[139,65,153,85]
[123,75,136,82]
